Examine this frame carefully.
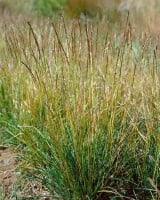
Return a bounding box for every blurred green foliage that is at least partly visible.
[32,0,67,16]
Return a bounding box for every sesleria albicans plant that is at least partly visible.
[1,16,160,199]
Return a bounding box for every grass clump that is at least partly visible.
[1,16,160,199]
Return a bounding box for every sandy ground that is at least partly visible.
[0,146,17,198]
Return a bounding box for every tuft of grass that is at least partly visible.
[1,15,160,199]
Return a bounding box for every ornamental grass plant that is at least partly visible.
[0,14,160,199]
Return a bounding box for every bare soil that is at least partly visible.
[0,146,17,198]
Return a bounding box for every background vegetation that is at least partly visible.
[31,0,67,16]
